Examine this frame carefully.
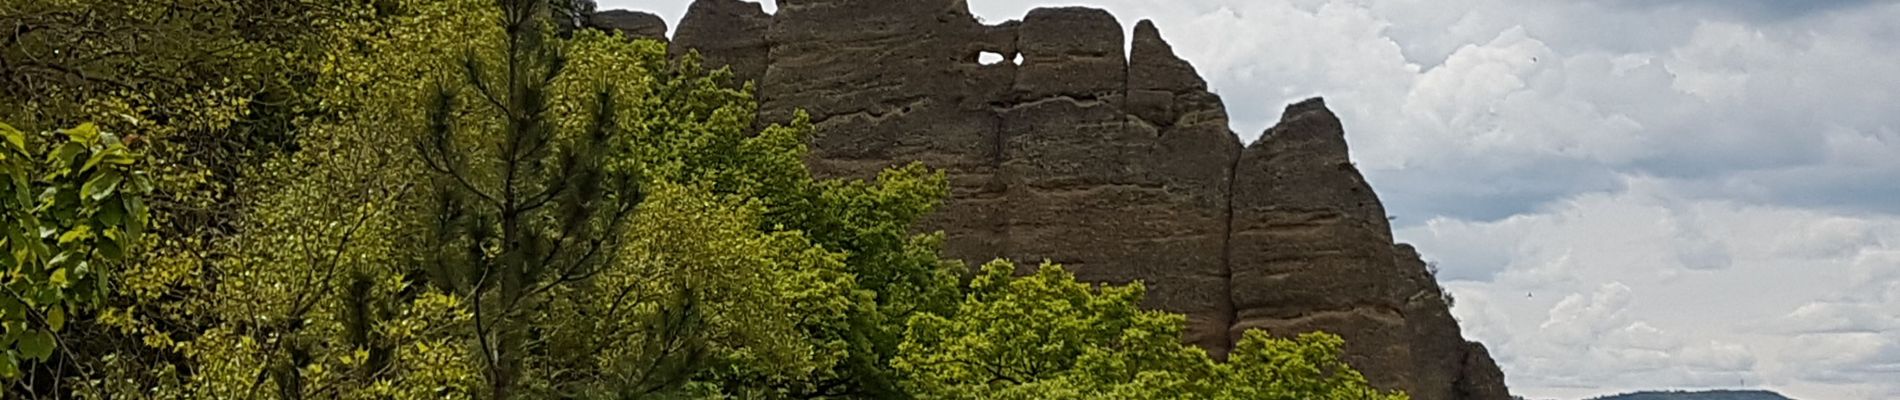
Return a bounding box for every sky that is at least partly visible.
[599,1,1900,399]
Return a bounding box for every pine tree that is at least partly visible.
[410,0,663,397]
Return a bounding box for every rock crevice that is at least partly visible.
[632,1,1512,399]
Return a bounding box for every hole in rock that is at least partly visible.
[978,51,1008,65]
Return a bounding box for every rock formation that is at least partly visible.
[628,1,1513,399]
[588,9,668,41]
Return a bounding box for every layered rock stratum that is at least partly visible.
[596,1,1511,399]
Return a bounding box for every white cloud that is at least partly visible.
[1775,302,1897,335]
[1413,177,1900,399]
[1539,282,1636,346]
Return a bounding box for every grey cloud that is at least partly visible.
[1375,11,1900,222]
[1592,0,1886,20]
[1371,157,1625,225]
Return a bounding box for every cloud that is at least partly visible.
[1414,178,1900,399]
[1596,0,1886,20]
[1774,303,1898,335]
[1539,282,1636,346]
[1774,332,1900,399]
[1475,279,1760,393]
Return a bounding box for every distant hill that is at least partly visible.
[1582,389,1795,400]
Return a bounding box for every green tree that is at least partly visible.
[71,0,953,398]
[1224,331,1409,400]
[406,0,647,395]
[0,121,151,392]
[894,260,1218,400]
[2,2,404,396]
[895,260,1408,400]
[553,11,961,399]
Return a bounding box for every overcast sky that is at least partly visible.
[600,1,1900,399]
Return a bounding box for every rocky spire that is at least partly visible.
[651,1,1512,398]
[673,0,771,82]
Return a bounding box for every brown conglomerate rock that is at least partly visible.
[1397,244,1513,400]
[587,10,669,42]
[649,1,1512,399]
[1228,98,1414,392]
[670,0,771,82]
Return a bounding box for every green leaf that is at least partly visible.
[99,197,125,225]
[31,288,56,307]
[97,235,122,260]
[22,238,48,266]
[18,330,54,361]
[6,228,32,267]
[58,226,92,245]
[0,352,16,379]
[51,188,79,220]
[124,196,145,242]
[10,173,28,206]
[99,149,136,166]
[0,122,22,152]
[85,147,135,171]
[61,123,99,143]
[128,173,155,195]
[124,195,144,236]
[49,269,68,288]
[48,142,83,172]
[29,288,55,307]
[81,169,123,201]
[44,308,62,332]
[0,298,21,322]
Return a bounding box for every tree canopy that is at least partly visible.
[897,261,1408,400]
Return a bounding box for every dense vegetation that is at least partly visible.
[0,0,1408,398]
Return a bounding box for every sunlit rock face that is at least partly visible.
[651,1,1512,398]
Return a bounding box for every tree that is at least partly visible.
[0,121,151,393]
[1224,331,1410,400]
[406,0,647,396]
[72,0,954,397]
[895,260,1409,400]
[2,2,401,396]
[894,260,1218,400]
[551,12,961,399]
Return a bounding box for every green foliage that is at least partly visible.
[2,1,403,395]
[557,16,960,398]
[65,0,952,397]
[896,260,1408,400]
[1,0,316,129]
[0,121,150,380]
[1224,331,1410,400]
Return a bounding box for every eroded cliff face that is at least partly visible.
[598,1,1510,399]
